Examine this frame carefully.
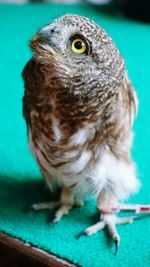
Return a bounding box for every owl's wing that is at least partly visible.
[22,58,45,127]
[126,79,138,126]
[129,84,138,126]
[22,59,34,126]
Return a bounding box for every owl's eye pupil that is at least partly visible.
[74,41,83,50]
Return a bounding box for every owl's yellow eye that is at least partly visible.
[71,38,87,54]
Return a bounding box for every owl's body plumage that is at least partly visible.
[23,14,140,250]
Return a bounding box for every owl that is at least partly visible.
[22,14,140,253]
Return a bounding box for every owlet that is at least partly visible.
[22,14,140,253]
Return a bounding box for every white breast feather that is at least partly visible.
[62,150,92,175]
[28,129,140,201]
[85,150,140,200]
[69,125,95,145]
[52,119,62,143]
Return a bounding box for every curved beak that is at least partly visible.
[30,33,42,51]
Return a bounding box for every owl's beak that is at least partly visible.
[32,33,41,43]
[30,33,43,51]
[30,33,42,50]
[30,30,56,55]
[31,28,51,45]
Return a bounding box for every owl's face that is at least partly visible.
[34,15,93,58]
[30,14,124,90]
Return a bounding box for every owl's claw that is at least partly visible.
[114,240,119,255]
[30,198,84,223]
[76,230,88,239]
[30,201,72,222]
[30,187,84,222]
[78,214,138,254]
[77,220,106,239]
[50,200,84,223]
[50,214,58,224]
[50,204,72,223]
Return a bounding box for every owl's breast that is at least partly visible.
[28,123,138,200]
[28,115,98,188]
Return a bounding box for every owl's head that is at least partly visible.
[30,14,125,92]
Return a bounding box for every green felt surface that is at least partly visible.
[0,3,150,267]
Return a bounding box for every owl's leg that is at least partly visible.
[78,193,137,254]
[50,187,74,223]
[31,187,83,223]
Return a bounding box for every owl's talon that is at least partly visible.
[114,239,120,255]
[50,214,58,224]
[76,230,88,239]
[52,204,72,223]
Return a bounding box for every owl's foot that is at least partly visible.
[51,199,84,223]
[31,199,83,223]
[30,186,83,223]
[77,213,137,254]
